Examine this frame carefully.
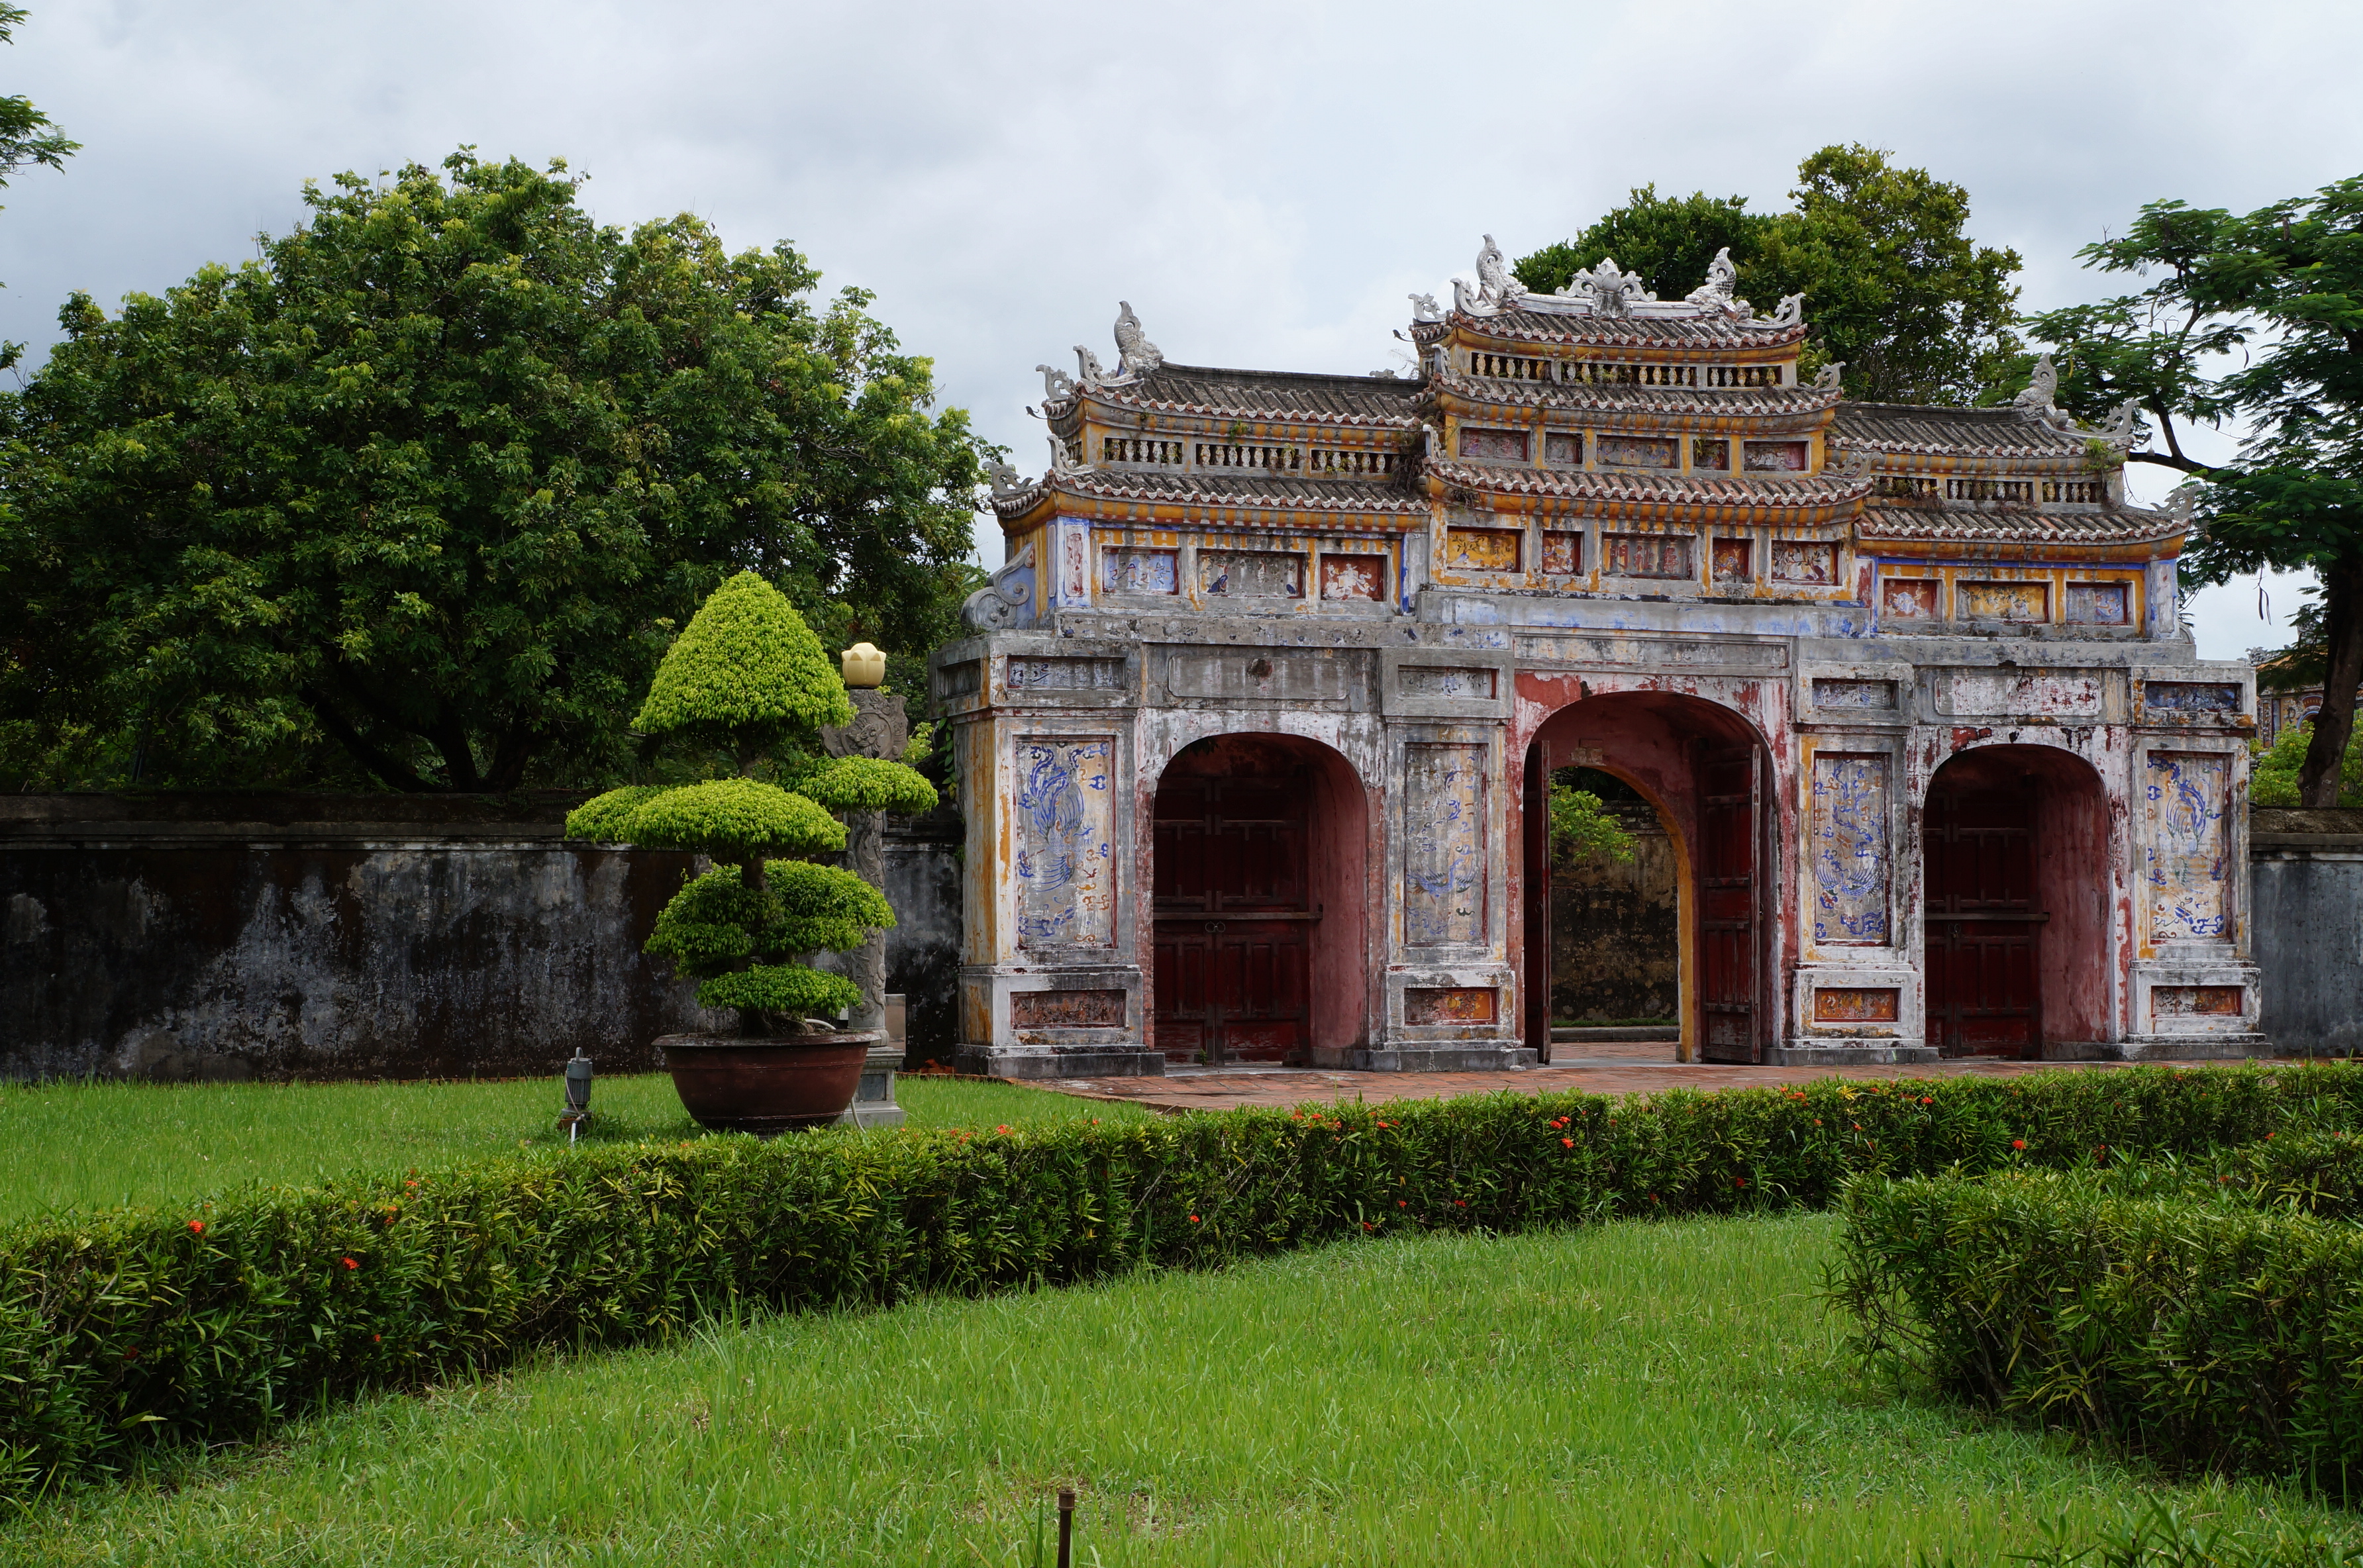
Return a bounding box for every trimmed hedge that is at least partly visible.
[1833,1162,2363,1491]
[5,1062,2362,1499]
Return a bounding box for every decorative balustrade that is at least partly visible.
[1101,436,1185,466]
[2040,479,2107,504]
[1946,477,2034,503]
[1304,448,1401,477]
[1460,354,1787,389]
[1197,442,1303,471]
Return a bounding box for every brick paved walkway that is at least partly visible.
[1033,1040,2293,1115]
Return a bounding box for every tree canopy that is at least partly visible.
[0,151,987,792]
[2028,177,2363,807]
[0,3,76,320]
[1514,146,2023,405]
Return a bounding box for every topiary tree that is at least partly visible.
[567,571,939,1031]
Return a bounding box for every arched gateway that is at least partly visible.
[940,243,2267,1077]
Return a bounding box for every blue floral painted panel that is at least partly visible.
[2144,752,2231,941]
[1015,737,1116,948]
[1811,754,1889,944]
[1403,743,1485,946]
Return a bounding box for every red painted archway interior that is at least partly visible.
[1150,735,1370,1065]
[1922,745,2111,1056]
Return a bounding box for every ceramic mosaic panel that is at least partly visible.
[1712,538,1753,581]
[1442,527,1523,573]
[1813,988,1899,1022]
[2144,751,2232,942]
[1540,531,1582,574]
[1015,736,1116,949]
[1200,550,1303,598]
[1599,434,1678,469]
[2146,682,2241,713]
[1402,742,1485,946]
[1543,431,1584,466]
[1059,528,1089,601]
[1959,581,2050,622]
[1458,426,1528,461]
[1691,437,1731,471]
[1405,987,1497,1025]
[1812,678,1896,710]
[1944,671,2103,718]
[1603,534,1691,578]
[2065,582,2129,625]
[1007,658,1125,692]
[1010,989,1127,1028]
[1319,554,1385,601]
[1744,440,1808,472]
[1772,541,1838,585]
[2152,985,2244,1018]
[1809,754,1891,944]
[1397,665,1497,700]
[1882,579,1939,619]
[1102,547,1178,595]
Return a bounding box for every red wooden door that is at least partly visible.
[1923,786,2042,1056]
[1152,775,1315,1063]
[1697,748,1760,1063]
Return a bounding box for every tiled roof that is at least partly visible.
[1082,364,1424,426]
[1001,467,1427,520]
[1427,458,1866,513]
[1833,402,2090,457]
[1433,373,1837,418]
[1460,310,1810,350]
[1856,503,2182,545]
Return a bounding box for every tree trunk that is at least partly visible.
[2299,554,2363,808]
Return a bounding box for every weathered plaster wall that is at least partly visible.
[1,794,964,1081]
[2250,808,2363,1055]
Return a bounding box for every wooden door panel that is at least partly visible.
[1152,770,1315,1064]
[1698,750,1760,1063]
[1925,785,2042,1057]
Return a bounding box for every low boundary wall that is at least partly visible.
[2250,807,2363,1057]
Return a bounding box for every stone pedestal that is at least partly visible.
[838,992,908,1128]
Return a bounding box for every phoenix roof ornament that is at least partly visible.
[1436,235,1805,330]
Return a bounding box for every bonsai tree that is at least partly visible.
[568,571,939,1032]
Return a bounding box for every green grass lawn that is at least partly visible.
[0,1073,1152,1223]
[2,1213,2345,1567]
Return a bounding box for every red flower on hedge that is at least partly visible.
[1735,1177,1747,1188]
[187,1220,204,1235]
[341,1257,359,1270]
[1188,1215,1199,1224]
[1561,1138,1574,1148]
[2011,1139,2027,1151]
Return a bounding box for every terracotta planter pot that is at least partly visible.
[654,1030,882,1136]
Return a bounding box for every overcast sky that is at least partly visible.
[5,0,2354,662]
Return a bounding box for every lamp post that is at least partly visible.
[824,644,908,1128]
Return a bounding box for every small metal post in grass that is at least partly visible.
[559,1050,593,1143]
[1057,1489,1074,1568]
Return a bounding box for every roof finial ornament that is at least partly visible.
[1046,434,1088,477]
[1036,362,1077,403]
[1073,344,1108,391]
[1113,301,1163,379]
[986,456,1029,499]
[1684,247,1742,311]
[2014,354,2063,421]
[1556,256,1656,317]
[1409,291,1442,323]
[1812,361,1845,392]
[1474,234,1528,309]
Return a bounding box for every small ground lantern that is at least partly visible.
[840,642,886,689]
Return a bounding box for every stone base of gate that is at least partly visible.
[1325,1045,1539,1072]
[2115,1032,2278,1061]
[1768,1043,1942,1067]
[954,1044,1168,1079]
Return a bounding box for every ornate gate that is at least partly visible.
[1152,773,1316,1063]
[1698,748,1761,1063]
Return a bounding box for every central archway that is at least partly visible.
[1524,691,1778,1063]
[1149,734,1370,1065]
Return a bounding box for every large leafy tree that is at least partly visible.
[0,151,986,792]
[1515,146,2023,405]
[0,3,76,332]
[2027,178,2363,808]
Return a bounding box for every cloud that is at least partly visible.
[4,0,2354,655]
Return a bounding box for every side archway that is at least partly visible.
[1922,745,2113,1055]
[1148,734,1372,1065]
